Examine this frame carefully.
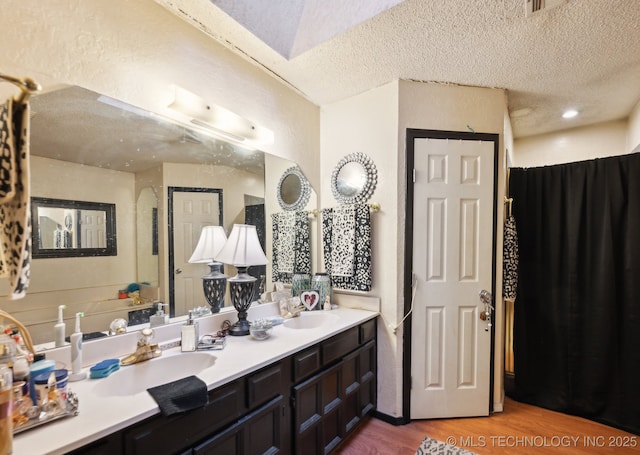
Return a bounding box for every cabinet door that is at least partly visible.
[193,395,285,455]
[247,363,284,409]
[341,350,361,434]
[359,340,377,417]
[292,363,343,455]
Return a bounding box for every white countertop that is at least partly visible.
[13,305,377,455]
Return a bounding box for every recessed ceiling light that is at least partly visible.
[562,109,579,119]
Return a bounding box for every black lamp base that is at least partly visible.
[228,317,251,336]
[228,267,257,336]
[202,262,226,313]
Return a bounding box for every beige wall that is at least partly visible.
[321,80,508,417]
[512,120,629,168]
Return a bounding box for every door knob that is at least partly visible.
[479,289,494,331]
[175,268,182,274]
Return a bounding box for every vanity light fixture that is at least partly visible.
[167,85,274,146]
[188,226,228,313]
[215,224,268,336]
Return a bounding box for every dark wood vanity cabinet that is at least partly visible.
[68,318,376,455]
[291,320,377,455]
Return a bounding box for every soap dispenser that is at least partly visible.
[54,304,67,347]
[68,312,87,382]
[181,310,199,352]
[149,302,169,328]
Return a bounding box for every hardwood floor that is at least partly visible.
[336,397,638,454]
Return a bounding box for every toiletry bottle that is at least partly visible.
[54,304,67,347]
[12,354,30,401]
[68,312,87,381]
[160,303,169,324]
[0,364,13,455]
[149,302,169,328]
[181,310,198,352]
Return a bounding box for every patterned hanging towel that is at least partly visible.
[271,210,311,283]
[0,98,32,299]
[321,203,372,292]
[502,215,519,301]
[330,204,356,277]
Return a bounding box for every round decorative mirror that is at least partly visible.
[277,166,311,211]
[331,152,378,204]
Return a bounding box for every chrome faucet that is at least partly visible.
[121,327,162,366]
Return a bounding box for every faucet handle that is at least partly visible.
[139,327,154,345]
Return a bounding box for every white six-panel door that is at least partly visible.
[410,137,495,419]
[172,191,221,317]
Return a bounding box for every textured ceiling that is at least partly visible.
[155,0,640,138]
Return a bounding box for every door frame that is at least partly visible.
[402,129,499,421]
[167,186,224,317]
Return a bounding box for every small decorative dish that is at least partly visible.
[249,319,273,341]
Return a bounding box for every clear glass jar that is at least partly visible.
[0,335,16,365]
[311,273,332,311]
[291,272,310,297]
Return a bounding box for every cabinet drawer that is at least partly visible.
[193,396,285,455]
[293,345,321,382]
[247,363,283,408]
[359,318,376,344]
[322,326,359,365]
[123,379,243,455]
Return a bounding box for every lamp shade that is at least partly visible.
[188,225,227,263]
[216,224,268,267]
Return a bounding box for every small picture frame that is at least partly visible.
[300,290,320,311]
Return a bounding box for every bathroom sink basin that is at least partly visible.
[92,352,215,396]
[283,312,339,330]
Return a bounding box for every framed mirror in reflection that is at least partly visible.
[31,197,117,258]
[276,166,311,211]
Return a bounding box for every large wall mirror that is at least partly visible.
[1,82,316,346]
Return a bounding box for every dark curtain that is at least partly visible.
[509,153,640,435]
